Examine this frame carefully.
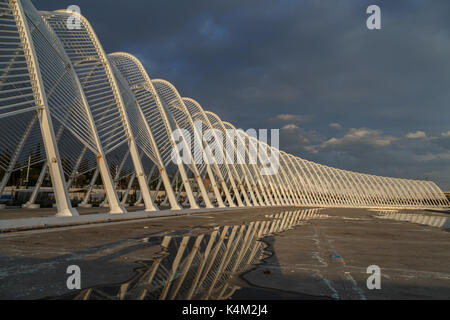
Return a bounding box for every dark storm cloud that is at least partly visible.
[33,0,450,188]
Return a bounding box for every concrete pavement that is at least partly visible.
[0,207,449,299]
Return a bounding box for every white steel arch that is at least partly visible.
[41,8,156,212]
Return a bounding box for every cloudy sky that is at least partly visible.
[35,0,450,189]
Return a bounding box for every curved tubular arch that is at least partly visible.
[292,158,318,205]
[356,173,378,206]
[281,152,305,205]
[299,159,324,205]
[20,1,125,214]
[151,80,232,207]
[108,52,203,210]
[278,151,302,205]
[4,0,123,215]
[154,86,239,207]
[204,111,254,207]
[4,0,76,216]
[177,98,228,207]
[223,121,267,206]
[109,66,184,210]
[42,9,156,211]
[233,129,275,206]
[194,112,245,207]
[256,145,292,205]
[328,166,355,206]
[427,181,447,205]
[423,181,441,205]
[181,111,240,206]
[318,163,342,205]
[247,136,287,205]
[288,155,315,205]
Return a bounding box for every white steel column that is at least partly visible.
[82,16,157,212]
[12,0,77,216]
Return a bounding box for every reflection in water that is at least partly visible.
[68,209,326,300]
[374,210,449,228]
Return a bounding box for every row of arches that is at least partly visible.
[0,0,447,217]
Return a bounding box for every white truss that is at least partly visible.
[0,0,448,217]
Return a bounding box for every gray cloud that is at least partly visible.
[329,122,343,130]
[321,128,397,149]
[270,114,312,124]
[405,131,427,139]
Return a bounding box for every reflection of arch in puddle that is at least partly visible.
[72,209,327,300]
[374,210,449,229]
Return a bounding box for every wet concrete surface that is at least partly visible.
[243,208,450,300]
[0,207,449,299]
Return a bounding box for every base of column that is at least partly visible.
[22,203,40,209]
[78,203,92,208]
